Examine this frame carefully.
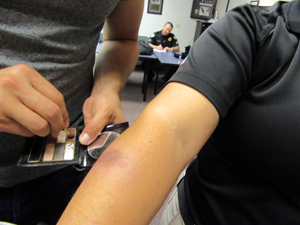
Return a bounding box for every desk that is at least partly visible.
[154,51,182,66]
[153,51,182,94]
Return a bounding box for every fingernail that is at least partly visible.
[64,119,69,128]
[79,133,91,145]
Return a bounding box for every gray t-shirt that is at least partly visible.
[0,0,119,187]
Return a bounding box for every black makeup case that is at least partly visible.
[18,122,129,168]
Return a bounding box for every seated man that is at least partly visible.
[144,22,180,81]
[148,22,180,52]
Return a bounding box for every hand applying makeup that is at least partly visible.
[79,87,126,145]
[0,64,69,137]
[78,39,136,146]
[76,0,141,146]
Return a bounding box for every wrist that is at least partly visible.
[92,79,122,98]
[91,82,123,98]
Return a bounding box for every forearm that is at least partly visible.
[59,83,219,224]
[91,0,142,98]
[172,45,180,52]
[78,0,143,145]
[92,40,139,97]
[59,102,186,224]
[148,42,160,50]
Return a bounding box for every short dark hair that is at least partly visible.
[165,22,173,28]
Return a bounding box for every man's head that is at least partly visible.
[161,22,173,36]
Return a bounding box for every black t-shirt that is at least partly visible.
[168,1,300,224]
[148,30,179,48]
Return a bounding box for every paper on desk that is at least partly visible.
[153,49,167,52]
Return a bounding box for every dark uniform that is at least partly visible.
[148,30,179,48]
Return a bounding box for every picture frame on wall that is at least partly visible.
[190,0,217,20]
[147,0,164,15]
[250,1,259,5]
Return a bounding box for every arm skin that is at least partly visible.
[79,0,144,145]
[148,42,164,50]
[58,82,219,224]
[164,45,180,52]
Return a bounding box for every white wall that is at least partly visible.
[138,0,291,50]
[215,0,228,19]
[227,0,291,10]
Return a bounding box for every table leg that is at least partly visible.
[154,68,160,95]
[143,59,150,101]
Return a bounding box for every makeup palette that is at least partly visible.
[18,122,129,167]
[87,132,120,159]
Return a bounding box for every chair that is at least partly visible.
[138,35,149,43]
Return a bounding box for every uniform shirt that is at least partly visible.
[0,0,119,187]
[148,30,179,48]
[168,1,300,224]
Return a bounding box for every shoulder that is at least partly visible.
[149,33,156,38]
[222,2,287,40]
[169,33,178,39]
[154,30,162,36]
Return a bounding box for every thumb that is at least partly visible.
[79,112,126,146]
[79,114,108,145]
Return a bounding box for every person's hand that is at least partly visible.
[157,45,163,50]
[79,90,126,145]
[164,47,169,51]
[0,64,69,137]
